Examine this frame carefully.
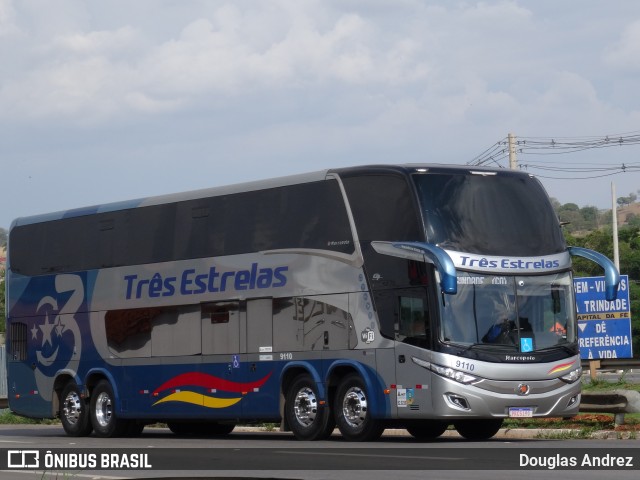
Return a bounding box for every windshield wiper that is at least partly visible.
[535,344,576,355]
[453,342,517,355]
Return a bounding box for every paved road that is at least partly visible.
[0,424,638,480]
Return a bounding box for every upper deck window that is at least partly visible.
[9,179,354,276]
[412,172,565,256]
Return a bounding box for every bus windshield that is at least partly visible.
[412,172,565,256]
[440,272,576,351]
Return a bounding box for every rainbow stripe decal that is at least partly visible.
[152,371,272,409]
[547,361,574,375]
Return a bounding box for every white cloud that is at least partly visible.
[1,1,636,133]
[52,26,138,54]
[0,2,438,121]
[605,19,640,72]
[0,0,20,37]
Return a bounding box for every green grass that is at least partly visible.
[582,373,640,391]
[502,414,633,430]
[534,428,600,440]
[0,409,59,425]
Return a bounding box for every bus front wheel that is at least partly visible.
[406,420,448,440]
[334,374,384,442]
[90,380,130,438]
[453,419,503,440]
[168,422,236,436]
[285,374,335,441]
[60,382,93,437]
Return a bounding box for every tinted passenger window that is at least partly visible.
[342,175,421,242]
[412,173,565,256]
[10,179,354,275]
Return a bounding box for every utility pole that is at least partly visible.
[612,182,620,270]
[589,181,621,380]
[508,133,517,170]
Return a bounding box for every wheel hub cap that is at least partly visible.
[63,391,82,425]
[342,387,367,428]
[293,387,318,427]
[95,392,113,428]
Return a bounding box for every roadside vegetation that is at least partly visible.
[583,373,640,392]
[503,413,640,431]
[0,409,58,425]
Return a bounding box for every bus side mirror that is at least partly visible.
[392,242,457,295]
[371,241,458,295]
[568,246,620,301]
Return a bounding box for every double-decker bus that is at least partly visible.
[5,165,618,441]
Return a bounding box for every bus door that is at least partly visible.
[200,301,243,418]
[241,298,278,417]
[392,287,436,418]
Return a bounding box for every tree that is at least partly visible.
[557,203,582,232]
[0,268,5,332]
[0,228,5,331]
[617,193,637,208]
[626,213,640,228]
[579,206,599,229]
[555,203,605,233]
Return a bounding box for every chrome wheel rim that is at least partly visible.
[63,390,82,425]
[342,387,367,428]
[293,387,318,427]
[94,392,113,428]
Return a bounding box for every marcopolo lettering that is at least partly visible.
[124,263,289,300]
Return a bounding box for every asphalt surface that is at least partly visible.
[231,425,639,441]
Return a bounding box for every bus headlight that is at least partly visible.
[560,367,582,384]
[429,363,477,384]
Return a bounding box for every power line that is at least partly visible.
[468,131,640,170]
[524,170,628,181]
[468,138,508,167]
[521,163,640,173]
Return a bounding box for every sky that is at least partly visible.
[1,0,640,230]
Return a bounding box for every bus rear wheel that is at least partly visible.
[453,419,503,440]
[60,382,93,437]
[209,422,236,435]
[285,374,335,441]
[168,421,236,436]
[406,420,448,440]
[125,421,145,437]
[90,380,130,438]
[334,374,384,442]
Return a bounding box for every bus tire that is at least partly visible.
[209,422,236,435]
[334,373,384,442]
[167,422,193,436]
[60,382,93,437]
[285,374,335,441]
[453,419,503,440]
[124,421,145,437]
[406,420,448,440]
[167,421,235,436]
[90,380,129,438]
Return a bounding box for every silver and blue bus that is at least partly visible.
[4,164,619,441]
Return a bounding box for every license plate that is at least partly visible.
[509,407,533,418]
